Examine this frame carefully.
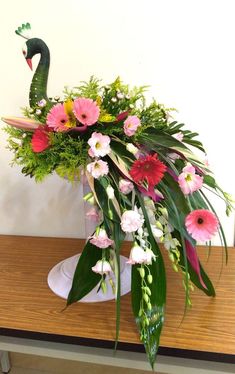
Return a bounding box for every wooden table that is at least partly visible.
[0,235,234,372]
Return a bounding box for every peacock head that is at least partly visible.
[16,23,50,71]
[22,38,48,70]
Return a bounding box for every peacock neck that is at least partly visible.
[29,42,50,108]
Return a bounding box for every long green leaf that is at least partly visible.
[67,240,102,305]
[133,191,166,368]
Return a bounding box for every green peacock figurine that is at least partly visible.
[17,23,51,108]
[2,23,53,129]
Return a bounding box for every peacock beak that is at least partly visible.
[26,58,33,70]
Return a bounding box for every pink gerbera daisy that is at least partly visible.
[185,209,219,242]
[46,103,69,132]
[73,98,100,126]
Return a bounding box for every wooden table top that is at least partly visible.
[0,235,234,362]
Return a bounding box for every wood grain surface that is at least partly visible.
[0,235,234,355]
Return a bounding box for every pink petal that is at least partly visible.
[2,116,41,130]
[185,240,206,289]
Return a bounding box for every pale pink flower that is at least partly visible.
[126,243,147,264]
[87,132,111,157]
[88,148,95,157]
[86,160,109,179]
[46,103,69,132]
[173,132,184,142]
[168,132,184,160]
[121,209,144,233]
[119,179,134,195]
[89,228,114,248]
[178,164,203,195]
[123,115,141,136]
[73,98,100,126]
[85,207,100,223]
[92,260,112,275]
[185,209,219,242]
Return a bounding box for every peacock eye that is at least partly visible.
[22,43,28,58]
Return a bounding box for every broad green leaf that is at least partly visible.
[67,240,102,305]
[203,174,217,189]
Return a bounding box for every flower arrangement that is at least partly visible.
[2,24,234,368]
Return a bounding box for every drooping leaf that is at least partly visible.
[67,240,102,305]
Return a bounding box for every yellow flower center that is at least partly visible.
[95,142,101,149]
[185,174,192,182]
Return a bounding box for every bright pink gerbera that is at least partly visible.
[73,98,100,126]
[129,154,167,187]
[31,126,50,153]
[185,209,219,242]
[46,103,69,132]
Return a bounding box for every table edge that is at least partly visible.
[0,328,234,364]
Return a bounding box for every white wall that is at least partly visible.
[0,0,234,244]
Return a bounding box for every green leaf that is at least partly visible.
[132,191,166,368]
[67,240,102,305]
[163,173,190,216]
[203,175,217,189]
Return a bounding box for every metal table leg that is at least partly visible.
[0,351,11,373]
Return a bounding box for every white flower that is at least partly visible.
[163,233,180,250]
[121,209,144,233]
[126,243,147,264]
[117,92,124,99]
[92,260,112,275]
[87,132,111,158]
[87,160,109,179]
[126,143,139,156]
[151,224,163,239]
[145,248,156,265]
[106,185,115,199]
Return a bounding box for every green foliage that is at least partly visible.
[64,76,102,100]
[5,126,88,182]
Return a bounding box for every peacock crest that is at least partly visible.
[15,23,32,40]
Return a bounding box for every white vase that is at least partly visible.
[47,253,131,302]
[48,176,131,302]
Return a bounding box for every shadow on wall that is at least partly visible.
[0,169,86,238]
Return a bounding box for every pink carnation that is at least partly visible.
[123,115,141,136]
[73,98,100,126]
[92,260,112,275]
[121,209,144,233]
[86,160,109,179]
[119,179,134,195]
[185,209,219,242]
[46,103,69,132]
[89,229,114,248]
[85,207,100,223]
[178,164,203,195]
